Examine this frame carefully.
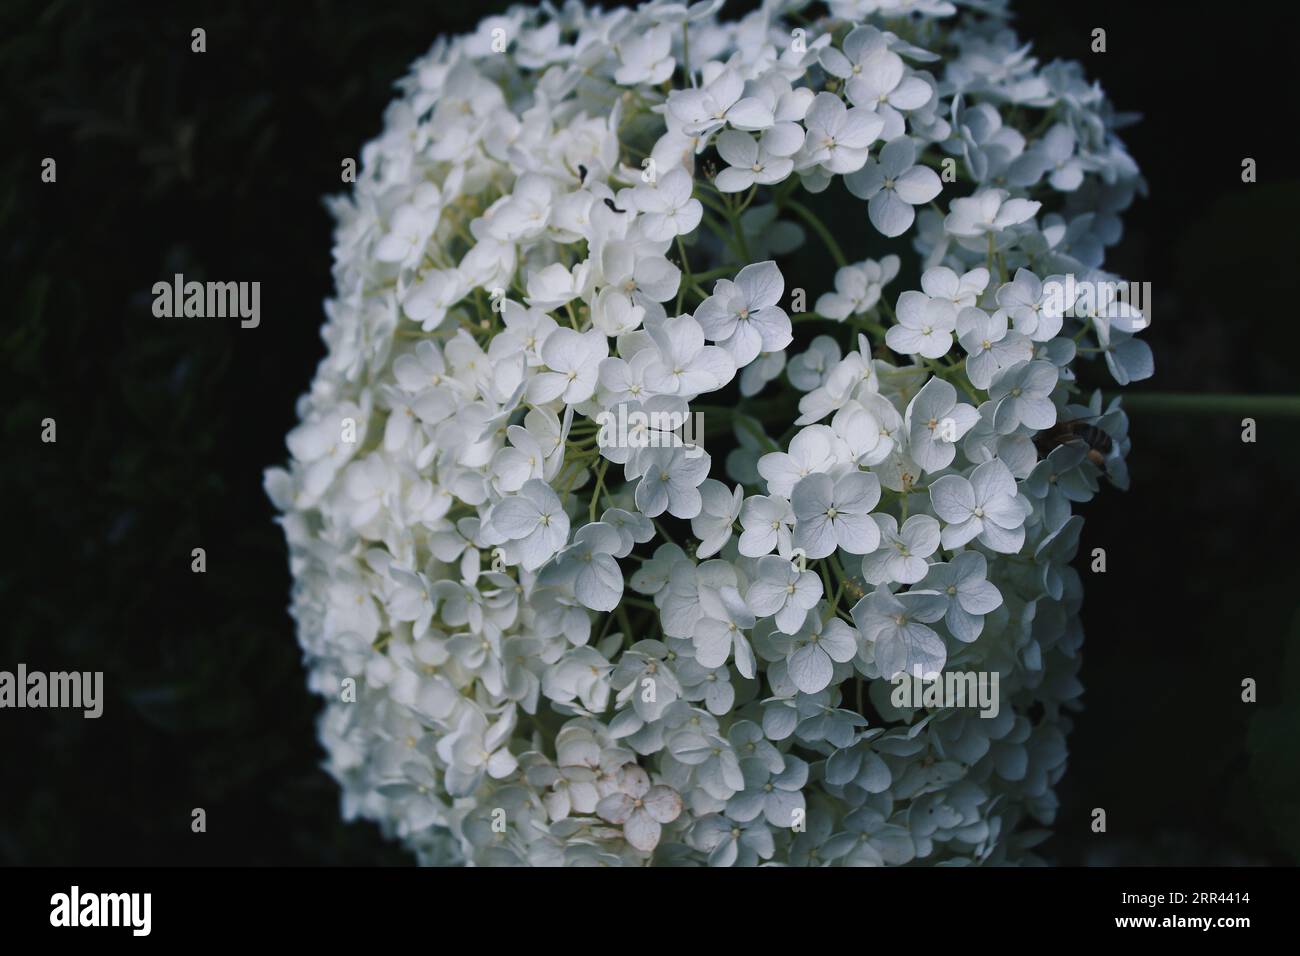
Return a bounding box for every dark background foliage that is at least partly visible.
[1,0,1296,865]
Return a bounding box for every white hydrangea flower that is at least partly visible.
[746,554,824,635]
[795,91,885,178]
[944,187,1042,240]
[791,470,882,558]
[862,513,942,585]
[815,256,900,320]
[887,289,958,359]
[930,458,1029,553]
[714,127,804,192]
[852,587,949,681]
[845,136,943,237]
[695,261,792,366]
[269,0,1149,867]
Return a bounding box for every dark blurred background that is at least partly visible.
[1,0,1296,865]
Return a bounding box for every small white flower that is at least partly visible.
[861,513,941,585]
[667,66,773,137]
[757,425,840,497]
[1014,124,1086,192]
[644,313,737,397]
[691,480,743,558]
[787,335,843,391]
[785,617,861,694]
[596,765,683,853]
[714,125,805,192]
[997,269,1069,343]
[403,268,465,331]
[634,445,712,519]
[540,521,625,612]
[599,240,680,319]
[692,585,757,675]
[887,290,958,359]
[613,24,675,85]
[845,137,942,237]
[815,256,901,319]
[374,202,437,268]
[591,287,646,337]
[738,493,796,558]
[832,398,889,465]
[487,478,571,571]
[944,188,1041,239]
[989,359,1059,433]
[601,506,655,558]
[746,554,824,634]
[795,91,885,176]
[830,27,934,137]
[629,541,689,596]
[525,260,590,311]
[921,265,989,309]
[695,261,792,367]
[740,350,787,397]
[1097,327,1154,385]
[490,424,547,493]
[791,470,882,558]
[528,327,608,405]
[543,646,613,711]
[485,173,554,242]
[929,458,1027,553]
[633,167,703,241]
[918,551,1003,643]
[851,587,949,681]
[439,708,520,797]
[957,307,1033,390]
[904,376,979,473]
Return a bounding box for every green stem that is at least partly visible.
[616,603,635,640]
[653,518,679,548]
[1119,393,1300,416]
[589,458,609,524]
[848,315,887,340]
[735,185,758,217]
[692,263,747,283]
[878,295,897,324]
[725,194,753,262]
[681,22,694,87]
[675,235,693,315]
[694,189,731,218]
[782,198,847,268]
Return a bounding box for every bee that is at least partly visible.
[1033,417,1113,466]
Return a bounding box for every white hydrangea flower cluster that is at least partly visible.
[267,0,1148,866]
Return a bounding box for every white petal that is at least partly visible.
[788,644,834,694]
[868,189,915,238]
